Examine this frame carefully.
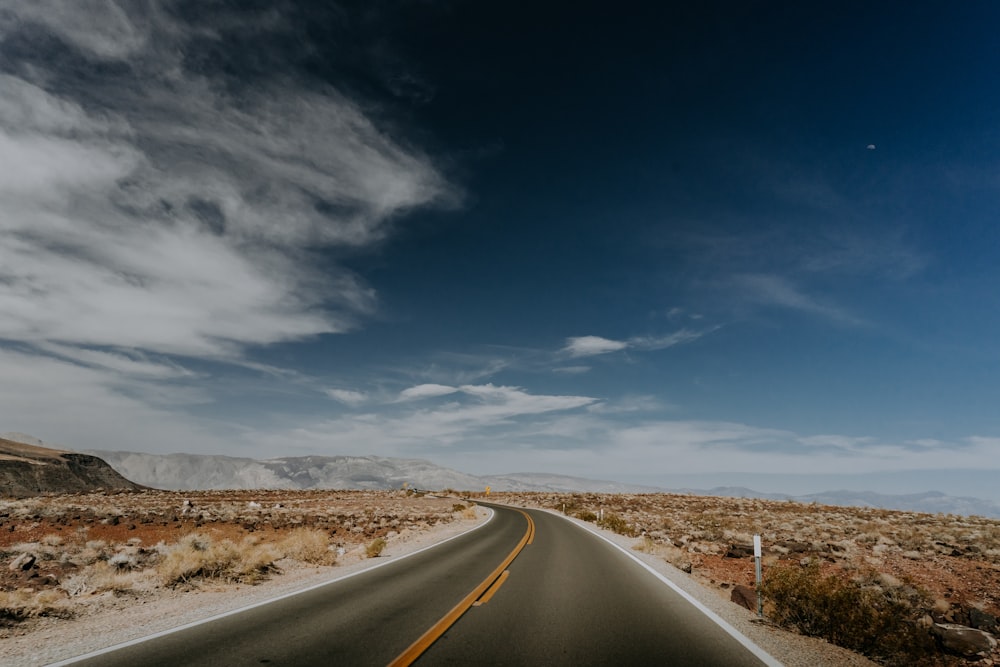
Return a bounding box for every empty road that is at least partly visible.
[59,504,777,666]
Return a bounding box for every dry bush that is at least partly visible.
[278,528,336,565]
[157,533,276,586]
[365,537,386,558]
[0,589,72,625]
[598,512,637,537]
[76,562,153,595]
[762,561,937,665]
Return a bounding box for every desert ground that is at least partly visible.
[2,489,999,666]
[485,491,1000,666]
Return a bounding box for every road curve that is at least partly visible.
[415,504,775,666]
[57,504,777,666]
[58,507,528,667]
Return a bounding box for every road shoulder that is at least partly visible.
[543,509,878,667]
[2,507,491,667]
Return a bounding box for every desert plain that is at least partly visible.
[1,489,999,666]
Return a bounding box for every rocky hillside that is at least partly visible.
[0,438,143,497]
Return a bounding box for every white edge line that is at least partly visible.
[47,507,496,667]
[552,511,783,667]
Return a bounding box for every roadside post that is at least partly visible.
[753,534,763,617]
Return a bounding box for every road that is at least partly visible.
[59,504,777,666]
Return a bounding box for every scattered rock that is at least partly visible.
[777,540,811,553]
[9,552,37,572]
[970,608,999,633]
[724,544,754,559]
[932,623,998,659]
[730,584,758,612]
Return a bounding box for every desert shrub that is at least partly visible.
[279,528,335,565]
[157,533,276,586]
[40,534,64,547]
[452,503,467,512]
[0,589,72,625]
[762,562,937,665]
[632,536,657,553]
[80,561,151,594]
[575,510,597,522]
[365,537,386,558]
[599,512,637,537]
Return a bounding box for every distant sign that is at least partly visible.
[485,486,491,496]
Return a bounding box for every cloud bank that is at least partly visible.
[0,2,453,363]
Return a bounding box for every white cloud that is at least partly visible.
[326,389,367,406]
[563,336,629,358]
[629,328,713,350]
[33,343,193,380]
[0,347,224,454]
[562,328,715,359]
[4,0,152,60]
[0,9,453,363]
[398,384,459,401]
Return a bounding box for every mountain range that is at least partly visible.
[2,433,998,518]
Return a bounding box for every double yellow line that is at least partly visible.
[387,509,536,667]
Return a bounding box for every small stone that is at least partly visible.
[730,584,757,612]
[9,552,36,572]
[932,623,998,659]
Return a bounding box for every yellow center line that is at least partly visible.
[386,509,535,667]
[472,569,509,607]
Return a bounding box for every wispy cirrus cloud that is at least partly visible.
[325,389,368,406]
[563,336,629,358]
[733,274,866,326]
[397,384,461,401]
[562,328,716,358]
[0,2,454,363]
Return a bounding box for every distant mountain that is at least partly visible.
[82,450,658,494]
[488,472,664,494]
[794,489,1000,518]
[0,438,143,497]
[4,433,997,517]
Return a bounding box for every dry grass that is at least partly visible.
[0,588,72,625]
[365,537,387,558]
[157,533,278,586]
[278,527,337,565]
[0,489,477,634]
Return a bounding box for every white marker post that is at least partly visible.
[753,534,763,617]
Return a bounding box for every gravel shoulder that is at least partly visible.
[1,508,492,667]
[548,509,877,667]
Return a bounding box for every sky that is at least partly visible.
[1,1,999,500]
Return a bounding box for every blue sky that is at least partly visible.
[1,2,999,499]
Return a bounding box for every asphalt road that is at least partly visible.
[59,504,776,667]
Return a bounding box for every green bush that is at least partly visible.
[598,512,637,537]
[762,562,937,665]
[575,510,597,522]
